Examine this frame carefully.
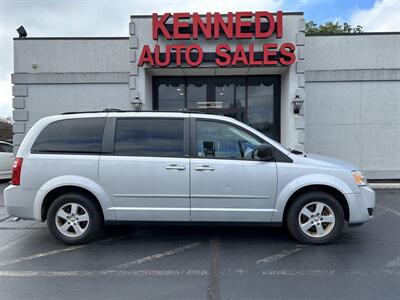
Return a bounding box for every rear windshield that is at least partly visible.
[31,118,106,154]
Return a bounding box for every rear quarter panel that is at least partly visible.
[15,114,113,221]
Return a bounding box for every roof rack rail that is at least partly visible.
[61,108,125,115]
[61,108,211,115]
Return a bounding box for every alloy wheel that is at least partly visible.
[298,201,336,238]
[55,202,90,238]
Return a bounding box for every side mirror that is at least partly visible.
[256,144,274,160]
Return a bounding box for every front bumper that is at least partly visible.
[346,185,376,224]
[4,185,37,220]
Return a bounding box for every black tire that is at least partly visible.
[286,191,345,245]
[47,193,102,245]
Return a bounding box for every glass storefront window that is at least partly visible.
[247,78,275,139]
[153,76,280,141]
[215,78,246,109]
[154,78,185,111]
[187,78,207,109]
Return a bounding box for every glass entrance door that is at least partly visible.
[153,76,280,141]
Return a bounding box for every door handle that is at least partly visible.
[194,165,215,171]
[165,164,185,171]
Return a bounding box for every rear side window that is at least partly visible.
[0,143,13,153]
[114,118,184,157]
[31,118,106,154]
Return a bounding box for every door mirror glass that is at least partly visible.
[256,144,274,160]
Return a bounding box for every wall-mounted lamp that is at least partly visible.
[292,95,304,114]
[131,96,143,111]
[16,25,27,38]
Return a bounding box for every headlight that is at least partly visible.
[352,170,367,186]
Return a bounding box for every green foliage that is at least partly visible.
[306,21,363,34]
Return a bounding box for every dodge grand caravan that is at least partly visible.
[4,111,375,245]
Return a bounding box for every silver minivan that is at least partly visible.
[5,111,375,245]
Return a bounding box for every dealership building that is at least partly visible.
[11,12,400,179]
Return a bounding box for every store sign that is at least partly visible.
[138,11,296,67]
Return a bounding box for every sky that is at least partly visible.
[0,0,400,118]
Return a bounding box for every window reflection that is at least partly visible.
[196,121,263,160]
[187,78,207,109]
[247,78,275,138]
[114,119,184,157]
[153,76,279,141]
[155,78,185,111]
[215,78,246,109]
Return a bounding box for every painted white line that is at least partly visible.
[0,232,32,253]
[261,269,336,276]
[256,247,303,265]
[0,245,87,267]
[221,268,248,275]
[261,269,400,276]
[0,268,398,278]
[383,256,400,269]
[114,242,202,270]
[376,204,400,217]
[0,235,128,267]
[0,269,208,277]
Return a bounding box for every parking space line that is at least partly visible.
[260,269,400,276]
[261,269,336,276]
[1,268,398,278]
[0,245,87,267]
[256,247,303,265]
[114,242,202,270]
[376,204,400,217]
[0,231,36,253]
[383,256,400,269]
[0,269,209,277]
[0,235,129,267]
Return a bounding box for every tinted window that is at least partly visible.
[114,118,184,157]
[31,118,106,154]
[0,143,12,153]
[196,120,263,160]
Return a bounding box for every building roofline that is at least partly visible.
[13,31,400,41]
[131,11,304,18]
[306,32,400,36]
[13,37,129,40]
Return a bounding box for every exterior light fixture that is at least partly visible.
[16,25,27,38]
[292,95,304,114]
[131,96,143,111]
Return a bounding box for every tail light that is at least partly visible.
[11,157,23,185]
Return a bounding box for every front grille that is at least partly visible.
[368,208,374,216]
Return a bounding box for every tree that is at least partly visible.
[306,21,363,34]
[0,118,13,142]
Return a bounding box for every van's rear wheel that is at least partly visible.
[286,191,344,244]
[47,193,102,245]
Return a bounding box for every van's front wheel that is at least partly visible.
[286,191,344,244]
[47,193,102,245]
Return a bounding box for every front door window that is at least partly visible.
[196,120,263,160]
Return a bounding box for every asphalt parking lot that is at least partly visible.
[0,182,399,300]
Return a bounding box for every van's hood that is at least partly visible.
[292,152,359,171]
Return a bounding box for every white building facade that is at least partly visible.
[11,12,400,179]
